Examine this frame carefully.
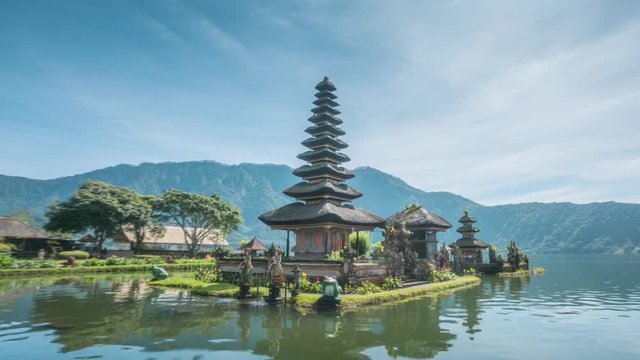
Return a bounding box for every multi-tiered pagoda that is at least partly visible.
[259,77,384,259]
[453,210,489,263]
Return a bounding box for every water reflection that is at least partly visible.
[1,255,639,360]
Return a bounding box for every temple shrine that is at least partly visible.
[386,205,452,260]
[452,210,489,263]
[259,77,384,259]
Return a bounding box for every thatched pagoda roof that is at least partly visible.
[259,201,384,228]
[0,218,50,239]
[283,181,362,201]
[292,163,355,181]
[241,237,268,251]
[259,76,383,230]
[386,206,452,230]
[453,238,490,249]
[458,210,477,224]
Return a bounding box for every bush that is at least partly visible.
[349,232,371,257]
[9,259,58,269]
[194,266,222,283]
[463,268,477,276]
[0,242,13,254]
[58,251,89,260]
[381,276,404,291]
[105,256,128,266]
[326,250,343,261]
[133,255,164,264]
[418,261,458,283]
[299,272,321,293]
[432,268,458,283]
[81,258,104,267]
[0,254,14,268]
[353,280,382,295]
[371,242,384,260]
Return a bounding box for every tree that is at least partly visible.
[155,189,242,257]
[371,241,384,260]
[7,209,33,225]
[125,195,165,252]
[44,180,150,250]
[349,231,371,257]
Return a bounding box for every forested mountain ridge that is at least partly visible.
[1,161,638,254]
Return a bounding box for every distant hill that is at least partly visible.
[1,161,638,254]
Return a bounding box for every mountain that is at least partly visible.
[1,161,638,254]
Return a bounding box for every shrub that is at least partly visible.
[326,250,343,261]
[299,272,321,293]
[194,266,222,283]
[418,261,458,283]
[58,251,90,260]
[213,247,231,258]
[353,280,382,295]
[418,260,437,282]
[432,268,458,283]
[0,242,13,254]
[105,256,128,266]
[463,268,477,276]
[371,242,384,260]
[10,259,58,269]
[133,255,164,264]
[381,276,404,291]
[81,258,104,267]
[349,232,371,257]
[0,254,14,268]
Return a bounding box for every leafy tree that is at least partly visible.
[349,231,371,257]
[7,209,33,225]
[155,189,242,257]
[44,180,150,250]
[124,195,165,252]
[371,241,384,260]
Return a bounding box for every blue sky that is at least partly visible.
[1,0,639,205]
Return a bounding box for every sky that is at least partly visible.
[1,0,639,205]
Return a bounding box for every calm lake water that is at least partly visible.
[1,254,639,360]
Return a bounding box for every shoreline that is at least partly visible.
[150,275,481,313]
[498,267,547,277]
[0,262,213,277]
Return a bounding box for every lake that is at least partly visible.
[0,254,638,359]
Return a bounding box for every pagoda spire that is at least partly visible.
[456,210,480,239]
[285,77,362,204]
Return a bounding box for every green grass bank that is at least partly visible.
[150,275,481,313]
[0,262,214,277]
[498,267,547,277]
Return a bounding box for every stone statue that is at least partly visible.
[237,249,253,299]
[150,265,169,281]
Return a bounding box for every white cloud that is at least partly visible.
[343,3,640,204]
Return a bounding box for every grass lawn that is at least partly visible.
[150,275,481,313]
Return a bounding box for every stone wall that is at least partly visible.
[217,258,388,284]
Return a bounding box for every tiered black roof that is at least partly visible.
[293,76,361,199]
[453,210,488,248]
[386,205,452,230]
[259,77,384,229]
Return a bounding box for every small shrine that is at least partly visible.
[259,77,385,259]
[386,205,452,260]
[241,237,268,257]
[452,210,489,263]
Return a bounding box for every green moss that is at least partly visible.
[498,267,547,277]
